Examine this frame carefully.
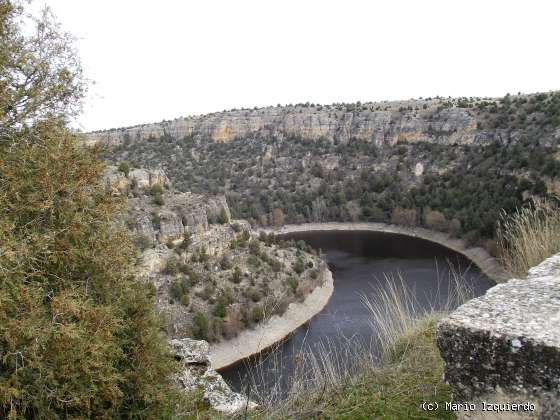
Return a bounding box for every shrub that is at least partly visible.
[170,278,190,306]
[293,258,305,274]
[251,305,265,323]
[149,184,164,196]
[231,266,242,284]
[177,232,192,251]
[118,161,131,176]
[287,277,299,294]
[249,288,262,302]
[164,256,180,275]
[192,312,209,340]
[0,127,181,417]
[217,207,229,224]
[153,193,165,206]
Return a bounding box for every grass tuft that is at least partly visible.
[497,198,560,277]
[230,267,472,419]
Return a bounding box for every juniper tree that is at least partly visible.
[0,2,183,417]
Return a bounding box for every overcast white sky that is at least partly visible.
[37,1,560,132]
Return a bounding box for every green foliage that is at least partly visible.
[149,184,164,196]
[217,207,229,224]
[219,253,233,270]
[149,184,165,205]
[286,277,299,294]
[0,3,183,418]
[251,305,264,323]
[153,193,165,206]
[170,278,191,306]
[192,312,209,340]
[0,128,182,418]
[0,1,86,132]
[293,258,305,274]
[118,161,131,175]
[110,103,560,251]
[213,289,234,318]
[164,256,180,275]
[177,231,192,252]
[231,266,242,284]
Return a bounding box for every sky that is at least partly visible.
[35,0,560,132]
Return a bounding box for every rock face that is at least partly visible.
[103,165,232,249]
[86,98,522,147]
[104,166,169,196]
[171,338,257,414]
[437,254,560,419]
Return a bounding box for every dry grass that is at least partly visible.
[497,199,560,277]
[228,265,474,419]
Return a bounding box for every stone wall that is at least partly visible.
[437,254,560,419]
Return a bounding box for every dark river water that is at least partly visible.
[219,230,494,395]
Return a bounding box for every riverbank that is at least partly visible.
[210,222,504,371]
[266,222,507,283]
[209,265,334,370]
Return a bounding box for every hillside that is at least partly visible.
[103,166,324,344]
[95,92,560,253]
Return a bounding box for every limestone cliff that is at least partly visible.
[88,94,560,148]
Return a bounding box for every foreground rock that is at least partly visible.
[171,338,258,414]
[437,254,560,419]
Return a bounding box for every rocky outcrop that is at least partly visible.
[87,98,519,147]
[102,164,233,249]
[171,338,257,414]
[437,254,560,419]
[104,166,169,195]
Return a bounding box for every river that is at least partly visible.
[219,230,494,395]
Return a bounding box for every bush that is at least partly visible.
[231,266,242,284]
[251,305,265,323]
[0,129,181,417]
[287,277,299,294]
[217,207,229,224]
[293,258,305,274]
[170,278,190,306]
[249,288,262,302]
[192,312,209,340]
[118,161,131,175]
[164,256,180,275]
[153,193,165,206]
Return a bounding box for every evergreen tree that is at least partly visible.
[0,2,183,417]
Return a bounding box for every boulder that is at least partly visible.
[437,254,560,419]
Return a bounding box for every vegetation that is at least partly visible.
[109,92,560,254]
[0,2,182,417]
[497,199,560,277]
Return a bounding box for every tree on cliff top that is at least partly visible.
[0,2,183,418]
